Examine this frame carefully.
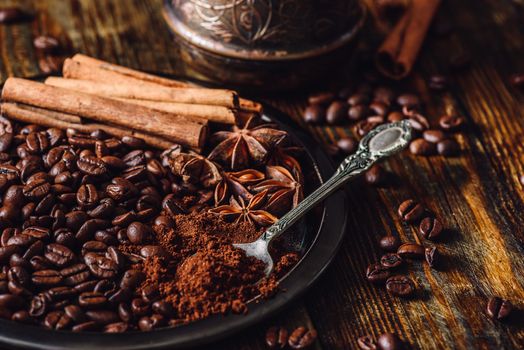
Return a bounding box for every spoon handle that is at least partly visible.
[262,121,412,243]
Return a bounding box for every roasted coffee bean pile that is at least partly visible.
[0,120,298,332]
[265,325,317,349]
[365,198,447,298]
[303,82,464,159]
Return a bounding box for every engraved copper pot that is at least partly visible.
[163,0,366,91]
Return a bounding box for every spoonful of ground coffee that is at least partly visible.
[234,121,413,276]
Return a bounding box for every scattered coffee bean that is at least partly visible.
[439,115,465,131]
[336,137,358,155]
[366,263,391,284]
[348,93,370,106]
[357,334,377,350]
[423,130,446,143]
[380,253,403,269]
[385,275,415,297]
[409,138,435,156]
[377,333,403,350]
[397,243,425,259]
[379,236,400,252]
[509,73,524,88]
[303,105,325,124]
[266,326,288,349]
[437,139,459,156]
[419,217,443,240]
[486,296,513,321]
[365,165,389,187]
[425,247,441,268]
[348,105,370,121]
[398,199,425,222]
[288,326,317,349]
[326,101,349,125]
[387,111,404,123]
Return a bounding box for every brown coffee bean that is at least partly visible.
[365,165,389,187]
[509,73,524,88]
[380,253,403,269]
[387,111,404,123]
[77,156,108,176]
[104,322,129,333]
[151,300,173,317]
[439,115,465,131]
[0,7,34,23]
[61,263,90,286]
[79,291,107,309]
[407,114,430,132]
[385,275,415,297]
[308,92,335,105]
[379,236,400,252]
[64,304,86,323]
[266,326,288,349]
[326,101,348,125]
[486,296,513,320]
[397,243,425,259]
[336,137,358,155]
[84,252,118,278]
[423,130,446,143]
[348,105,370,121]
[77,184,100,209]
[366,263,391,284]
[139,245,169,259]
[72,321,99,332]
[303,105,325,124]
[31,269,62,286]
[377,333,403,350]
[120,270,145,290]
[428,75,448,91]
[106,177,137,202]
[369,101,388,116]
[288,326,317,349]
[29,294,48,317]
[437,139,459,156]
[122,150,146,167]
[127,222,151,244]
[357,335,377,350]
[398,199,425,222]
[425,247,441,268]
[131,298,150,316]
[11,310,35,324]
[45,243,74,267]
[347,93,370,106]
[396,94,420,108]
[86,310,119,325]
[355,120,381,137]
[419,217,443,240]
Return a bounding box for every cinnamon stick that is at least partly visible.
[44,77,236,124]
[375,0,441,79]
[70,54,263,113]
[1,102,176,149]
[1,78,207,149]
[63,58,238,108]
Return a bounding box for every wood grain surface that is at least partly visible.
[1,0,524,349]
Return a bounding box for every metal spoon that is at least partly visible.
[234,120,413,276]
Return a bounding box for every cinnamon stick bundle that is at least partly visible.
[375,0,441,79]
[68,54,263,113]
[1,78,207,149]
[44,77,236,124]
[0,102,176,149]
[63,58,238,108]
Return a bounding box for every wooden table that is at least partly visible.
[1,0,524,348]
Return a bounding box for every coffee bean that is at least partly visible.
[29,294,48,317]
[326,101,348,125]
[379,236,400,252]
[355,120,381,137]
[64,304,86,323]
[397,243,425,259]
[11,310,35,324]
[366,263,391,284]
[369,101,388,116]
[122,150,146,167]
[0,8,34,24]
[308,92,335,105]
[84,252,118,279]
[72,321,99,332]
[77,184,99,209]
[365,165,389,187]
[380,253,403,269]
[303,105,325,124]
[437,139,459,156]
[348,105,370,121]
[79,291,107,309]
[347,93,370,106]
[288,326,317,349]
[139,245,169,259]
[439,115,464,131]
[337,137,358,155]
[419,217,443,240]
[377,333,403,350]
[423,130,446,143]
[77,156,107,176]
[31,269,62,286]
[0,246,21,263]
[120,270,145,290]
[45,243,74,267]
[385,275,415,297]
[425,247,441,268]
[127,222,151,244]
[397,199,425,222]
[486,296,513,320]
[86,310,119,325]
[60,264,90,286]
[396,94,420,108]
[106,177,137,202]
[104,322,129,333]
[387,111,404,123]
[407,114,430,132]
[509,73,524,88]
[152,300,173,317]
[357,335,377,350]
[266,326,288,349]
[131,298,150,316]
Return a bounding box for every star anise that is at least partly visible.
[208,190,278,227]
[165,148,222,188]
[207,115,288,170]
[250,165,303,216]
[214,169,265,205]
